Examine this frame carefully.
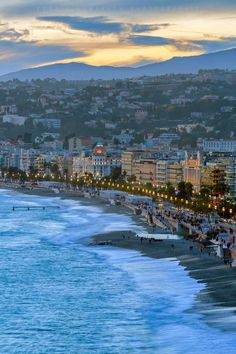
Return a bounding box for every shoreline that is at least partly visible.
[92,231,236,313]
[2,184,236,315]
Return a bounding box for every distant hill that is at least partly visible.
[136,48,236,76]
[1,48,236,81]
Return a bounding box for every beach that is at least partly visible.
[0,185,236,353]
[2,184,236,321]
[93,231,236,311]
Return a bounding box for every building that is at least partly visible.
[42,140,63,151]
[202,162,227,187]
[121,151,140,178]
[91,144,110,178]
[183,152,202,192]
[63,155,73,178]
[34,155,45,175]
[156,160,168,187]
[226,161,236,198]
[201,140,236,153]
[134,110,148,123]
[33,118,61,129]
[68,137,82,153]
[72,147,92,177]
[72,143,119,179]
[19,149,35,172]
[168,162,183,188]
[3,114,28,126]
[134,158,156,185]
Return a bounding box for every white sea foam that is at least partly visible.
[94,247,236,354]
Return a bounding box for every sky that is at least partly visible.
[0,0,236,75]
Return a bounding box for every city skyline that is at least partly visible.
[0,0,236,75]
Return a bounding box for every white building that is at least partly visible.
[3,114,28,126]
[33,118,61,129]
[201,140,236,153]
[72,144,121,179]
[19,149,36,172]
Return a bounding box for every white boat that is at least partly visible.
[52,188,60,194]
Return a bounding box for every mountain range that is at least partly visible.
[1,48,236,81]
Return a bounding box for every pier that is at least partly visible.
[12,206,60,211]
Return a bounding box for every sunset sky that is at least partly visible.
[0,0,236,74]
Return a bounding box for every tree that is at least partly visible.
[200,186,211,197]
[177,181,186,198]
[177,181,193,199]
[50,163,59,176]
[166,182,175,196]
[213,182,229,196]
[109,166,122,181]
[146,182,153,189]
[127,175,136,183]
[185,182,193,198]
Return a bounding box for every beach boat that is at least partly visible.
[109,199,121,206]
[52,188,60,194]
[83,192,92,198]
[109,199,116,205]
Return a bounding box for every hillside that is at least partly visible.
[0,48,236,81]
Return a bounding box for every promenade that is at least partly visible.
[2,181,236,266]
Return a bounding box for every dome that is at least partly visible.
[93,143,106,156]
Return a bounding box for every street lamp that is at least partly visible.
[222,207,225,218]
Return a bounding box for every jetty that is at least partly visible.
[12,205,60,211]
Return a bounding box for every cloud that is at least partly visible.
[191,37,236,52]
[2,0,236,17]
[38,16,169,35]
[124,23,170,33]
[126,33,236,54]
[127,35,175,46]
[0,28,29,41]
[0,0,235,74]
[38,16,123,34]
[0,22,30,42]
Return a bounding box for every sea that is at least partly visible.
[0,188,236,354]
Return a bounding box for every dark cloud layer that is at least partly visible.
[193,37,236,52]
[38,16,123,34]
[128,35,175,46]
[127,34,236,53]
[38,16,168,34]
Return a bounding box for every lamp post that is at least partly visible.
[222,206,225,218]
